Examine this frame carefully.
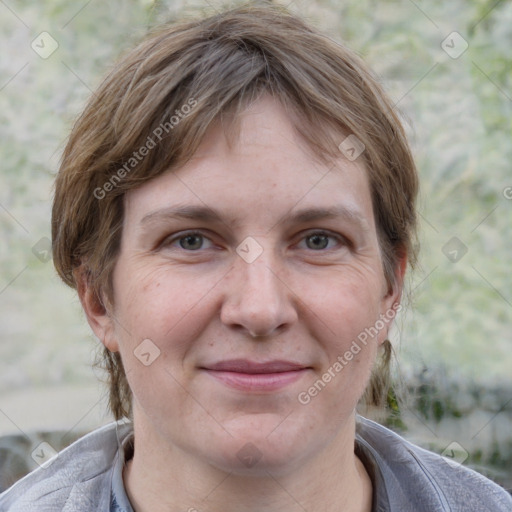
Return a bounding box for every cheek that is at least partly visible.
[299,265,384,341]
[110,265,221,418]
[112,262,219,356]
[295,266,384,406]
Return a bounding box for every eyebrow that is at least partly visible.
[282,206,369,230]
[139,205,369,231]
[140,205,223,226]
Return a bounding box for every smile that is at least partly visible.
[201,359,311,392]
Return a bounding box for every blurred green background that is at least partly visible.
[0,0,511,488]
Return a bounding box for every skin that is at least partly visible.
[81,96,405,512]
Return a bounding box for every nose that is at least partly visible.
[220,253,298,338]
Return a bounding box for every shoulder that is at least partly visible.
[0,421,131,512]
[356,416,512,511]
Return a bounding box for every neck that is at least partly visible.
[123,415,372,512]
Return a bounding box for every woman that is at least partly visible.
[1,4,510,511]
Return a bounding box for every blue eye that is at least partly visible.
[164,232,214,251]
[305,233,329,250]
[301,232,343,251]
[178,233,205,250]
[162,230,344,253]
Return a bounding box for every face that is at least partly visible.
[88,96,402,475]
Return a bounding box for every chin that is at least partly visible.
[205,413,316,476]
[209,441,298,477]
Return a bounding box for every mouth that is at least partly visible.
[200,359,311,392]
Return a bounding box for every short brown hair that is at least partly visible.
[52,4,418,420]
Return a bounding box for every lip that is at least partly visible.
[201,359,310,392]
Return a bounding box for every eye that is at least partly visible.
[298,231,345,251]
[163,231,214,251]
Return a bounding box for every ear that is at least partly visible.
[76,268,119,353]
[377,251,407,344]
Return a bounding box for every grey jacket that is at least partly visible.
[0,417,511,511]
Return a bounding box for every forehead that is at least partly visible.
[124,96,374,230]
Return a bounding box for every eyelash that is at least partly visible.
[161,230,349,252]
